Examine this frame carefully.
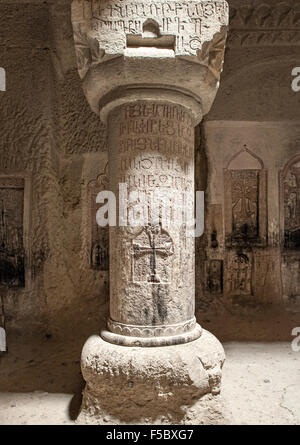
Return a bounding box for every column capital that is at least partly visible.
[71,0,229,123]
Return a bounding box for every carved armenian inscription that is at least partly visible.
[118,103,193,189]
[118,103,194,225]
[284,161,300,249]
[117,103,193,286]
[72,0,229,56]
[0,178,25,287]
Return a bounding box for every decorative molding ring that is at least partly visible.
[101,323,202,347]
[107,317,198,338]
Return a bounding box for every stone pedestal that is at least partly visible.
[78,331,230,425]
[71,0,230,424]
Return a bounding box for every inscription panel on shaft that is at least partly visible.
[118,103,194,201]
[117,103,194,238]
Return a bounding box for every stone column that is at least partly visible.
[104,101,201,347]
[71,0,230,424]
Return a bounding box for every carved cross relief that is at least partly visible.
[223,149,266,299]
[132,224,174,284]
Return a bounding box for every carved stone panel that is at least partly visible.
[224,251,253,297]
[284,161,300,249]
[252,248,282,304]
[0,177,25,288]
[88,165,109,271]
[233,170,258,236]
[224,148,267,248]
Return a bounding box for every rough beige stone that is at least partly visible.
[78,330,231,425]
[105,102,200,346]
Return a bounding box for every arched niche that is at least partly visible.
[224,147,267,247]
[280,154,300,250]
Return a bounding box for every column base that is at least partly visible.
[101,321,202,347]
[76,330,232,425]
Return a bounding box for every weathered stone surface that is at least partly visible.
[78,330,230,425]
[71,0,229,120]
[227,0,300,49]
[224,147,267,248]
[106,102,199,345]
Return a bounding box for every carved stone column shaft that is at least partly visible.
[102,101,201,346]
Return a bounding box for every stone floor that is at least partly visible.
[0,342,299,425]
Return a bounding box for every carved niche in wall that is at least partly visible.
[224,147,267,248]
[0,177,29,288]
[88,164,109,270]
[282,156,300,249]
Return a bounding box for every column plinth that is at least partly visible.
[78,331,231,425]
[71,0,231,424]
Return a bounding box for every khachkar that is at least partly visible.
[72,0,230,424]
